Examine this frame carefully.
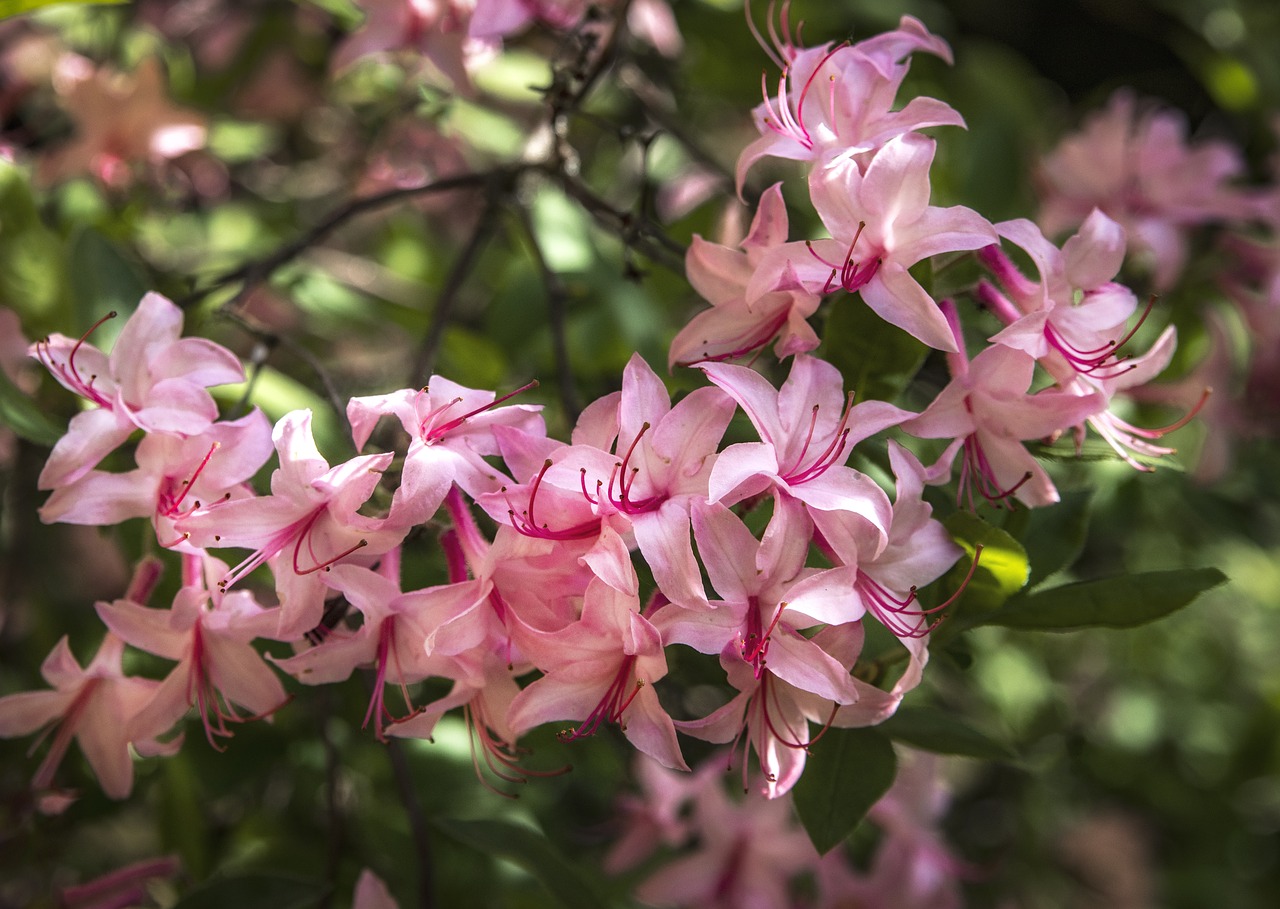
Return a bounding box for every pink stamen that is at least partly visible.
[507,460,600,541]
[33,311,118,408]
[780,392,856,485]
[805,224,881,294]
[557,656,644,742]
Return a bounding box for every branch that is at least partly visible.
[178,170,519,310]
[512,204,580,424]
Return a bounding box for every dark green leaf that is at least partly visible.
[975,567,1227,632]
[433,818,610,909]
[0,368,63,447]
[68,227,149,323]
[0,0,126,21]
[819,298,928,404]
[1018,488,1093,588]
[0,162,68,330]
[792,726,897,855]
[172,873,330,909]
[879,706,1016,761]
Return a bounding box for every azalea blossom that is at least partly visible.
[30,291,245,490]
[96,554,289,749]
[179,409,403,639]
[737,12,963,189]
[0,634,181,802]
[669,183,823,366]
[904,302,1105,508]
[39,55,206,187]
[748,135,997,351]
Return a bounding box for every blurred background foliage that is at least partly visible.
[1,0,1279,907]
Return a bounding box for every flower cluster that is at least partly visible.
[0,9,1220,818]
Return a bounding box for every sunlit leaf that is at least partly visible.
[944,511,1030,617]
[975,567,1227,631]
[792,727,897,855]
[433,818,611,909]
[0,0,125,20]
[879,706,1017,761]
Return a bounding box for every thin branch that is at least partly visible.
[407,183,509,389]
[384,736,436,909]
[178,169,517,311]
[218,308,351,438]
[511,205,580,424]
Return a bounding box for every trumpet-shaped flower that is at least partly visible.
[30,292,245,489]
[748,135,996,351]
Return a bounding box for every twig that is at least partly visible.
[177,170,516,311]
[407,182,509,389]
[384,736,436,909]
[511,205,581,423]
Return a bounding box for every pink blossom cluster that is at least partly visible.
[671,11,1203,507]
[0,10,1213,817]
[0,289,961,804]
[604,751,970,909]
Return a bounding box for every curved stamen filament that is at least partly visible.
[34,311,118,408]
[557,656,643,742]
[806,225,881,294]
[957,435,1033,511]
[160,442,221,518]
[507,461,600,540]
[781,392,856,485]
[424,380,539,442]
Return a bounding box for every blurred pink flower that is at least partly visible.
[39,55,206,187]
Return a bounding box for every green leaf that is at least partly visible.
[0,368,63,447]
[1014,488,1093,588]
[879,706,1017,761]
[975,567,1227,632]
[0,161,68,330]
[433,818,611,909]
[0,0,126,20]
[943,511,1030,616]
[819,298,928,404]
[172,873,330,909]
[792,726,897,855]
[68,227,149,322]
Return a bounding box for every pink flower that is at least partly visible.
[737,14,963,189]
[750,135,996,351]
[980,210,1141,374]
[507,576,687,771]
[39,55,206,187]
[1037,90,1251,289]
[30,292,245,489]
[635,769,818,907]
[179,409,402,639]
[347,376,543,526]
[904,303,1105,508]
[96,555,289,750]
[669,183,823,366]
[700,354,906,525]
[0,634,181,802]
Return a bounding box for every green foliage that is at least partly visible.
[879,706,1017,762]
[0,368,63,447]
[819,295,929,403]
[170,873,330,909]
[792,727,898,854]
[973,567,1229,632]
[0,0,125,21]
[433,818,613,909]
